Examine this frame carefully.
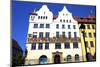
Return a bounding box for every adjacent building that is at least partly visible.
[25,5,83,65]
[74,16,96,61]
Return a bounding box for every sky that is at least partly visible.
[12,1,96,52]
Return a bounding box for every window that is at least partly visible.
[33,32,37,38]
[73,42,78,48]
[60,19,62,22]
[67,55,72,62]
[94,33,96,37]
[64,42,70,49]
[56,24,59,29]
[68,25,70,29]
[87,25,90,29]
[39,32,43,38]
[56,32,59,38]
[66,20,68,22]
[46,24,50,28]
[69,20,71,22]
[63,20,65,22]
[62,24,65,29]
[41,16,42,19]
[68,32,71,38]
[45,43,49,49]
[74,32,77,38]
[75,54,80,62]
[73,25,76,29]
[89,33,92,38]
[45,32,49,38]
[31,43,36,50]
[62,32,65,37]
[39,55,47,64]
[34,24,38,28]
[38,16,40,19]
[90,41,94,47]
[85,41,88,47]
[46,16,47,19]
[38,43,43,49]
[92,25,95,29]
[55,43,61,49]
[43,16,45,19]
[40,24,44,28]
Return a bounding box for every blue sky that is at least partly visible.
[12,1,96,52]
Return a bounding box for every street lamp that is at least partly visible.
[79,24,91,61]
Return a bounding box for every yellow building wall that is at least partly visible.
[79,24,96,61]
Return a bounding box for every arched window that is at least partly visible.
[75,54,80,62]
[39,55,47,64]
[67,55,72,62]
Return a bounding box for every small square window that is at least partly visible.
[90,41,94,47]
[46,24,50,28]
[40,24,44,28]
[73,42,78,48]
[34,24,38,28]
[31,43,36,50]
[55,43,61,49]
[38,43,43,49]
[87,25,90,29]
[89,33,92,38]
[64,42,70,49]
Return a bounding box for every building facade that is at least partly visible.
[25,5,83,65]
[74,16,96,61]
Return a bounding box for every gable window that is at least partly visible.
[34,24,38,28]
[46,16,47,19]
[69,20,71,22]
[73,42,78,48]
[63,20,65,22]
[56,24,59,29]
[55,43,61,49]
[60,19,62,22]
[46,24,50,28]
[64,42,70,49]
[40,24,44,28]
[38,43,43,49]
[38,16,40,19]
[73,25,76,29]
[62,24,65,29]
[31,43,36,50]
[68,25,70,29]
[45,43,49,49]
